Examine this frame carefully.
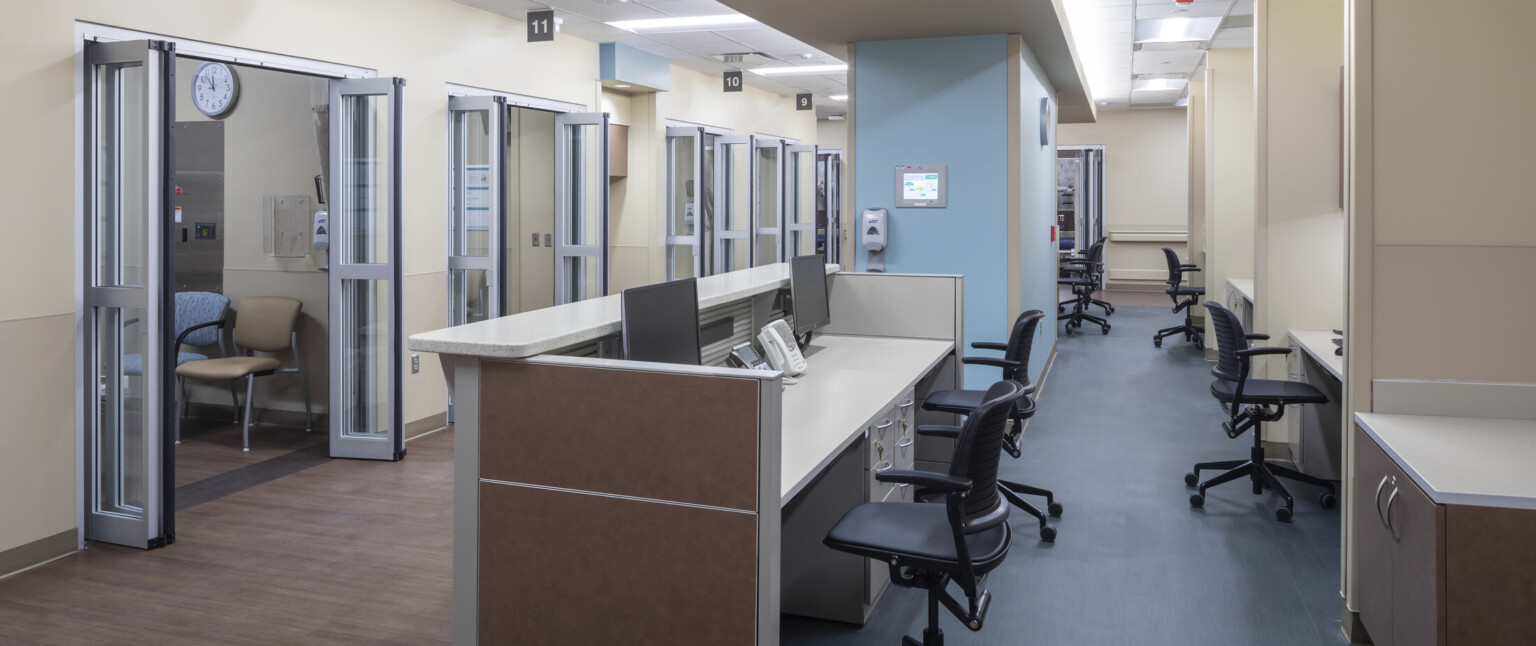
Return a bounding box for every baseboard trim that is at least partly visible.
[0,529,76,580]
[1342,601,1372,644]
[1014,344,1057,438]
[1104,281,1167,292]
[406,412,448,441]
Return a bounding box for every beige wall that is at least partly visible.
[508,107,557,313]
[816,118,848,151]
[1059,108,1189,288]
[0,0,814,566]
[1202,48,1256,358]
[1186,79,1207,289]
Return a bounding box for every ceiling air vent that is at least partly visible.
[713,52,778,65]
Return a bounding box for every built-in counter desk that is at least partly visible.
[410,265,966,645]
[1226,277,1255,330]
[1286,329,1344,480]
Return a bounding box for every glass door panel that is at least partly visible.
[83,39,174,548]
[714,135,753,274]
[554,112,608,304]
[328,77,404,461]
[786,144,818,258]
[753,138,783,265]
[448,96,504,326]
[665,126,703,280]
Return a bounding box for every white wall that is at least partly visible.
[1202,48,1257,359]
[1059,108,1190,289]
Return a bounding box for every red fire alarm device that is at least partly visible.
[1050,225,1057,242]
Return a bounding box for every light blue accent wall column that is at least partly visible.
[853,35,1058,387]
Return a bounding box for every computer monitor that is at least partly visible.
[790,254,831,337]
[621,278,702,366]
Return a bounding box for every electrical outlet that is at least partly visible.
[543,233,552,247]
[531,233,540,247]
[411,354,420,374]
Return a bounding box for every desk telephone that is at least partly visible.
[757,319,807,377]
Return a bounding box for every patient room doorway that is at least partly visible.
[78,27,406,550]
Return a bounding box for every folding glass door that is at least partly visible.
[713,135,753,273]
[753,137,783,265]
[83,39,175,548]
[447,96,505,325]
[785,144,818,258]
[553,113,609,304]
[665,126,704,280]
[328,78,405,461]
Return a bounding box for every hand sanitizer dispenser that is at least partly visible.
[862,208,888,272]
[312,209,329,272]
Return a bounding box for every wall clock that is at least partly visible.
[191,61,240,118]
[1040,97,1052,146]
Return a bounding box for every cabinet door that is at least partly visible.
[1353,426,1400,643]
[1388,473,1444,646]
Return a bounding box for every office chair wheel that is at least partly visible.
[1189,493,1205,508]
[1048,501,1064,517]
[1154,337,1163,348]
[1100,324,1110,335]
[1318,492,1337,509]
[1275,507,1293,523]
[1184,472,1199,487]
[1040,525,1057,542]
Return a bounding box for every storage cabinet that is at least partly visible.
[1353,425,1536,646]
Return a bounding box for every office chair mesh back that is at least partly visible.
[1087,239,1105,265]
[1004,310,1045,383]
[1161,247,1184,287]
[1205,302,1247,382]
[176,292,230,347]
[949,380,1023,519]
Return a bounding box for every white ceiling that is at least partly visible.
[451,0,851,117]
[1062,0,1254,110]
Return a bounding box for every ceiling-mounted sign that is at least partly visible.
[723,70,743,92]
[796,94,812,110]
[527,10,555,42]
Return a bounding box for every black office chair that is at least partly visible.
[920,310,1062,542]
[1060,236,1113,316]
[825,380,1024,646]
[1153,247,1204,349]
[1058,239,1110,334]
[1186,303,1338,522]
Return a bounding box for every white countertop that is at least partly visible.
[1355,413,1536,510]
[1288,329,1343,381]
[408,263,838,359]
[1227,277,1255,303]
[779,334,954,505]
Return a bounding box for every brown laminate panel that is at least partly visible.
[1353,426,1399,642]
[1444,504,1536,645]
[479,482,757,645]
[481,360,760,511]
[1389,472,1444,646]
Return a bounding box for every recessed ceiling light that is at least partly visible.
[828,115,845,121]
[607,13,760,34]
[1134,17,1222,43]
[800,53,814,59]
[1132,78,1189,92]
[829,94,847,101]
[613,83,631,88]
[749,64,847,76]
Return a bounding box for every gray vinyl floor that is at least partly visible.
[781,305,1346,646]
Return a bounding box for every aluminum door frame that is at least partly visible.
[784,144,818,258]
[447,95,506,325]
[665,126,705,280]
[81,38,176,548]
[753,136,785,265]
[552,112,609,304]
[328,77,406,461]
[712,135,753,275]
[827,153,843,264]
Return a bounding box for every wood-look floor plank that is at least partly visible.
[0,430,454,645]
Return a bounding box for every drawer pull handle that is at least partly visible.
[1373,475,1391,530]
[899,398,914,409]
[897,437,914,448]
[874,460,893,473]
[875,419,894,430]
[1385,487,1401,542]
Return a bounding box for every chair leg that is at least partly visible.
[999,485,1056,542]
[174,376,186,445]
[298,366,314,433]
[242,375,255,452]
[228,381,241,422]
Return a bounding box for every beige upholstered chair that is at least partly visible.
[175,296,313,451]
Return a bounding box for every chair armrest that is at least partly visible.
[970,341,1007,352]
[174,320,226,350]
[961,357,1021,372]
[875,469,971,493]
[916,424,961,438]
[1236,346,1292,359]
[1245,333,1270,341]
[1181,266,1203,273]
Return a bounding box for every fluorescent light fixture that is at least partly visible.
[828,94,847,101]
[607,13,760,34]
[613,83,632,88]
[828,115,845,121]
[1132,78,1189,92]
[1134,17,1222,43]
[749,64,847,76]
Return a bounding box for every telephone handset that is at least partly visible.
[758,319,807,377]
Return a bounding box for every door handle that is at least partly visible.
[1374,475,1391,530]
[1385,487,1401,542]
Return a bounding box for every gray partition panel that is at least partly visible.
[822,273,962,342]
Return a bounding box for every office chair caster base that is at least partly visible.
[1319,492,1337,509]
[1276,506,1293,523]
[1154,337,1162,347]
[1037,524,1057,542]
[242,448,250,452]
[1189,493,1205,508]
[1047,501,1064,517]
[1100,324,1111,335]
[1184,472,1199,487]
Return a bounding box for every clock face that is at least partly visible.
[191,62,239,117]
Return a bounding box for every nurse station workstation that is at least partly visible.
[2,1,1535,645]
